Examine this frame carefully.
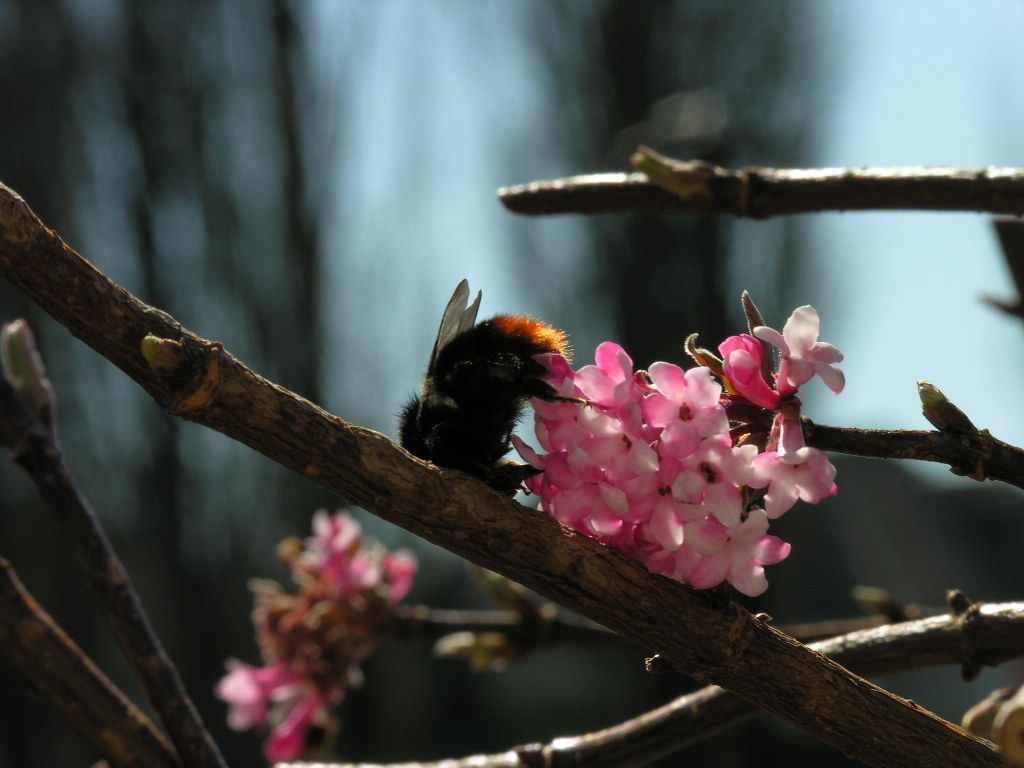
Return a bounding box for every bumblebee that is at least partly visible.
[399,280,570,494]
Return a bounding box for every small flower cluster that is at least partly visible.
[513,301,843,597]
[216,510,417,762]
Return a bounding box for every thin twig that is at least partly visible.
[0,344,226,768]
[0,558,180,768]
[498,163,1024,218]
[391,605,632,649]
[0,181,1004,768]
[803,421,1024,488]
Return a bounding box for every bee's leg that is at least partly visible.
[520,377,586,405]
[485,461,542,496]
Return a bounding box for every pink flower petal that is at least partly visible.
[754,306,844,396]
[648,505,685,550]
[718,334,781,410]
[265,691,323,762]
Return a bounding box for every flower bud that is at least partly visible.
[1,319,55,429]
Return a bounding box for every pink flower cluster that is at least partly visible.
[514,304,842,597]
[216,510,417,762]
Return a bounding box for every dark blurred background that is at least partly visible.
[2,2,1024,766]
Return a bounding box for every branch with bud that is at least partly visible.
[499,146,1024,218]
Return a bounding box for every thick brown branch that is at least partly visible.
[0,558,180,768]
[498,165,1024,218]
[803,421,1024,488]
[0,182,1001,767]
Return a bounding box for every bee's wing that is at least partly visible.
[427,279,481,373]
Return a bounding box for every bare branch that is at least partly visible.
[0,329,226,768]
[0,181,1002,767]
[282,600,1024,768]
[803,421,1024,488]
[498,161,1024,218]
[0,558,180,768]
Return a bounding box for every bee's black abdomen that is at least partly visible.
[399,283,570,494]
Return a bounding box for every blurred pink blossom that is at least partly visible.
[216,659,329,762]
[218,510,417,760]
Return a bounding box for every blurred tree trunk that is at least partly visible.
[538,1,818,365]
[0,3,94,764]
[0,1,330,763]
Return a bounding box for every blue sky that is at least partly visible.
[803,2,1024,482]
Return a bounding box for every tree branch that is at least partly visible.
[0,558,180,768]
[282,599,1024,768]
[0,329,226,768]
[498,162,1024,218]
[0,181,1002,767]
[803,421,1024,488]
